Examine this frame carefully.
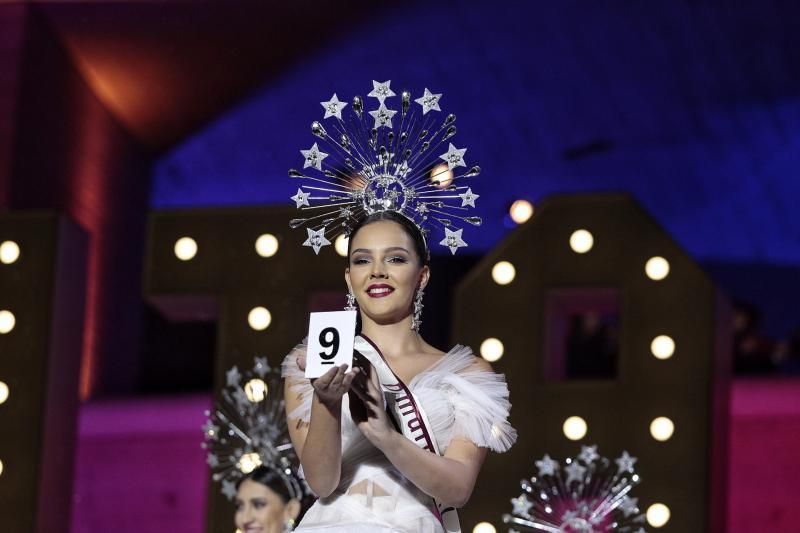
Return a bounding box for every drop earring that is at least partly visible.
[345,288,357,311]
[411,286,424,331]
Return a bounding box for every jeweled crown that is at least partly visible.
[289,80,482,255]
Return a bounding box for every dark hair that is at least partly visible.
[235,466,313,520]
[346,211,430,266]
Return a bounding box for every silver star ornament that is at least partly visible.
[368,80,395,102]
[440,227,467,254]
[300,142,328,171]
[440,143,467,169]
[564,460,587,485]
[535,454,559,477]
[458,187,479,207]
[291,188,310,208]
[221,479,238,500]
[320,93,347,119]
[415,87,442,114]
[226,366,242,387]
[369,103,397,129]
[303,227,332,254]
[616,451,638,474]
[510,494,534,517]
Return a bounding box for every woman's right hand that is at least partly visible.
[297,355,358,408]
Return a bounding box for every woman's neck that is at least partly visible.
[359,315,423,359]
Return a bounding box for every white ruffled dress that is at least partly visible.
[282,342,517,533]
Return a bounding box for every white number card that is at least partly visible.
[305,310,357,379]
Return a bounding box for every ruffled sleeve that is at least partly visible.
[414,346,516,453]
[281,340,312,423]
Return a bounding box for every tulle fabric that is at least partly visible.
[281,341,517,532]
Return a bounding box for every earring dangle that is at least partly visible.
[344,289,357,311]
[411,286,424,331]
[284,518,296,532]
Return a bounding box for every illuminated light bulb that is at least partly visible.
[430,163,454,188]
[174,237,198,261]
[509,200,534,224]
[0,241,20,264]
[238,452,262,474]
[650,417,675,442]
[646,256,670,281]
[491,261,516,285]
[0,381,8,404]
[244,379,268,402]
[651,335,675,360]
[472,522,496,533]
[569,229,594,253]
[255,234,279,258]
[563,416,588,441]
[646,503,671,528]
[335,234,349,257]
[0,459,3,476]
[0,310,15,334]
[480,338,505,362]
[248,307,272,331]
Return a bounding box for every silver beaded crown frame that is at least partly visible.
[202,358,308,501]
[289,80,482,255]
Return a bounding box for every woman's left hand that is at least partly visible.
[351,375,396,449]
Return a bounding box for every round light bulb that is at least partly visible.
[255,234,279,258]
[563,416,588,441]
[509,199,534,224]
[0,459,4,476]
[0,310,15,334]
[238,452,262,474]
[0,381,8,404]
[0,241,20,264]
[335,234,349,257]
[569,229,594,253]
[651,335,675,360]
[173,237,198,261]
[472,522,496,533]
[650,417,675,442]
[491,261,516,285]
[646,256,670,280]
[248,307,272,331]
[480,338,505,362]
[244,379,268,402]
[430,163,454,188]
[646,503,671,527]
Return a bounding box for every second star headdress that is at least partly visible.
[289,80,482,255]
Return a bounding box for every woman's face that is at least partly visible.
[345,220,429,325]
[234,479,295,533]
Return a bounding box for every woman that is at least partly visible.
[282,210,516,532]
[234,465,311,533]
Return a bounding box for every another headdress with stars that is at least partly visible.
[202,358,308,501]
[289,80,482,255]
[503,446,647,532]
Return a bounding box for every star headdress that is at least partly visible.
[289,80,482,255]
[503,446,647,532]
[202,358,308,501]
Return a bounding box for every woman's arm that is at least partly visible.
[353,377,487,507]
[285,359,358,498]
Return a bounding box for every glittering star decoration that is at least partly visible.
[300,142,328,171]
[367,79,396,102]
[288,81,483,255]
[440,228,467,255]
[291,188,310,208]
[616,450,638,474]
[320,93,347,119]
[226,366,242,387]
[415,87,442,114]
[303,227,332,254]
[534,454,559,477]
[510,494,533,517]
[458,187,479,207]
[439,143,467,169]
[369,103,397,129]
[202,358,308,502]
[502,445,647,532]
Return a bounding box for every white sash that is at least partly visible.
[353,334,461,533]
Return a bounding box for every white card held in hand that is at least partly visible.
[305,310,357,379]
